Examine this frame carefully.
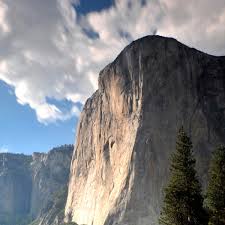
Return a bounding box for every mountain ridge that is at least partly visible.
[0,144,73,225]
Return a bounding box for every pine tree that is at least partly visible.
[159,127,207,225]
[206,145,225,225]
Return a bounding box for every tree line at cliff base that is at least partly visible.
[160,127,225,225]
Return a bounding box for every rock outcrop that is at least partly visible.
[65,36,225,225]
[34,185,68,225]
[0,145,73,225]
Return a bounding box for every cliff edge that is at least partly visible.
[65,36,225,225]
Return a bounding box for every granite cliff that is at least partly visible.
[0,145,73,225]
[65,36,225,225]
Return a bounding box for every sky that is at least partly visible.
[0,0,225,154]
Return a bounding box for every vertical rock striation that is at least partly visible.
[65,36,225,225]
[0,154,32,224]
[0,145,73,225]
[30,146,73,219]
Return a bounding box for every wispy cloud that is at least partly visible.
[0,0,224,124]
[0,146,9,153]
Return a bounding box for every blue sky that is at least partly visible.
[0,80,78,153]
[0,0,224,154]
[74,0,113,14]
[0,0,114,154]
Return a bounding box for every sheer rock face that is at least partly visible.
[30,148,73,218]
[0,146,73,224]
[0,154,32,222]
[65,36,225,225]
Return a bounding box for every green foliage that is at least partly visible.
[61,223,78,225]
[160,127,207,225]
[50,144,74,154]
[205,145,225,225]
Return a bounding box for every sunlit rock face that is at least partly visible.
[30,147,73,219]
[65,36,225,225]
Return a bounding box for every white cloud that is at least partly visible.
[0,0,91,123]
[0,1,9,33]
[0,0,224,124]
[0,146,9,153]
[158,0,225,55]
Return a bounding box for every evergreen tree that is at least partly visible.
[206,145,225,225]
[159,127,207,225]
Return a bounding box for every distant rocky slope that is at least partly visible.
[0,144,73,225]
[65,35,225,225]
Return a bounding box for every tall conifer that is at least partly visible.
[160,127,207,225]
[206,145,225,225]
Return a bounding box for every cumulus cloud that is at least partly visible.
[0,0,224,123]
[158,0,225,55]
